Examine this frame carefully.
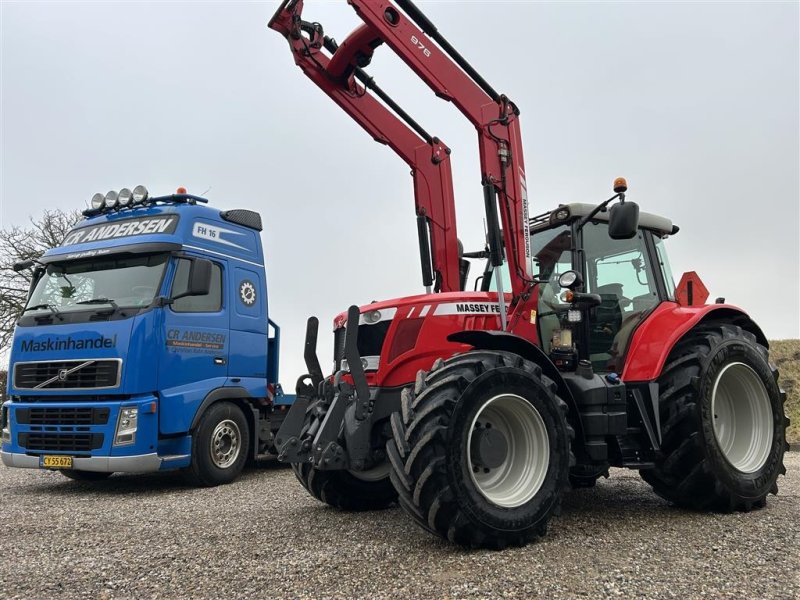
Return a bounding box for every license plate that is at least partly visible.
[40,455,73,469]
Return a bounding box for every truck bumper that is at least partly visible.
[1,450,163,472]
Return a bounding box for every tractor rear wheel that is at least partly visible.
[291,400,396,511]
[386,350,572,549]
[641,324,788,510]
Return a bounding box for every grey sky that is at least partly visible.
[1,1,798,384]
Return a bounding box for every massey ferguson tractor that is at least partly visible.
[269,0,788,549]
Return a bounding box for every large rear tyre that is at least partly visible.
[185,401,250,487]
[641,324,788,510]
[291,400,396,511]
[387,351,572,549]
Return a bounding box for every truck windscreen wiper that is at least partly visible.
[23,303,63,319]
[76,297,120,310]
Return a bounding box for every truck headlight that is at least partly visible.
[1,407,10,444]
[114,407,138,446]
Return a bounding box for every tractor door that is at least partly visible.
[579,222,661,372]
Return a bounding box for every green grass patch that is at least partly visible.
[770,339,800,445]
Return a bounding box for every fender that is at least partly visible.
[189,386,253,431]
[448,330,584,440]
[621,302,768,382]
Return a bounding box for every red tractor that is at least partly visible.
[270,0,789,549]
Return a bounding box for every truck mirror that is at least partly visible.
[186,258,213,296]
[608,201,640,240]
[13,259,35,272]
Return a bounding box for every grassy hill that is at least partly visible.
[770,339,800,445]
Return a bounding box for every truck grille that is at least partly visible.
[18,432,103,452]
[15,407,110,426]
[14,359,121,390]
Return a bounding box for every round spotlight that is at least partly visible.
[90,193,105,210]
[104,190,119,209]
[558,270,582,290]
[118,188,133,207]
[132,185,149,204]
[363,310,381,324]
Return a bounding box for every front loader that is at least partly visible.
[270,0,789,549]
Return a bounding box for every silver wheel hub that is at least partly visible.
[467,393,550,508]
[210,419,242,469]
[349,461,391,482]
[711,362,773,473]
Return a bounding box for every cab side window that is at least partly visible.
[171,259,222,312]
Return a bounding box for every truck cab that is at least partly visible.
[1,187,292,486]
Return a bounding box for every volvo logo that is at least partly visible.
[57,369,69,381]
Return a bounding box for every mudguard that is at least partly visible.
[621,302,767,382]
[448,330,584,440]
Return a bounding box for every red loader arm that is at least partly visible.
[269,0,461,293]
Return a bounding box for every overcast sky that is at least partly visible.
[1,1,798,384]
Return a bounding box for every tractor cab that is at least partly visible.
[530,202,678,373]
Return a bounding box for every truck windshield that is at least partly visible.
[25,254,169,314]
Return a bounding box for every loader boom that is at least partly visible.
[270,1,460,293]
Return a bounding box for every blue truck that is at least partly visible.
[1,186,294,485]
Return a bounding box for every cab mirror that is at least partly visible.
[186,258,213,296]
[608,201,640,240]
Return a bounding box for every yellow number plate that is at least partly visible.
[40,455,73,469]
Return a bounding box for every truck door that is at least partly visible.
[158,256,229,434]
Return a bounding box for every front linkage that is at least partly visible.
[275,306,396,474]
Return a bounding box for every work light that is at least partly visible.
[132,185,149,204]
[118,188,133,207]
[90,193,105,210]
[104,190,119,209]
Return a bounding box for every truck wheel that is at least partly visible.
[186,401,250,487]
[386,350,572,549]
[641,324,788,510]
[60,470,112,481]
[290,400,396,511]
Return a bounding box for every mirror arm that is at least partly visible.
[576,192,622,233]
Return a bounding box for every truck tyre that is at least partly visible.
[641,324,788,510]
[291,399,397,511]
[186,401,250,487]
[60,470,112,482]
[386,350,572,549]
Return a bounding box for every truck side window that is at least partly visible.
[171,258,223,312]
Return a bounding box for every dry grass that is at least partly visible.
[770,339,800,445]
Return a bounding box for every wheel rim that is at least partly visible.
[349,461,391,482]
[467,393,550,508]
[210,419,242,469]
[711,362,773,473]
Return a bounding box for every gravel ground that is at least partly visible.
[1,454,798,599]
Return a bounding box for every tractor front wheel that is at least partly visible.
[386,350,572,549]
[291,400,397,511]
[641,324,788,510]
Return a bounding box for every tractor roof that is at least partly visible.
[532,203,677,236]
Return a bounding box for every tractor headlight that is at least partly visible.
[90,193,105,210]
[132,185,149,204]
[118,188,133,207]
[558,270,582,290]
[104,190,119,209]
[114,407,138,446]
[363,310,381,324]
